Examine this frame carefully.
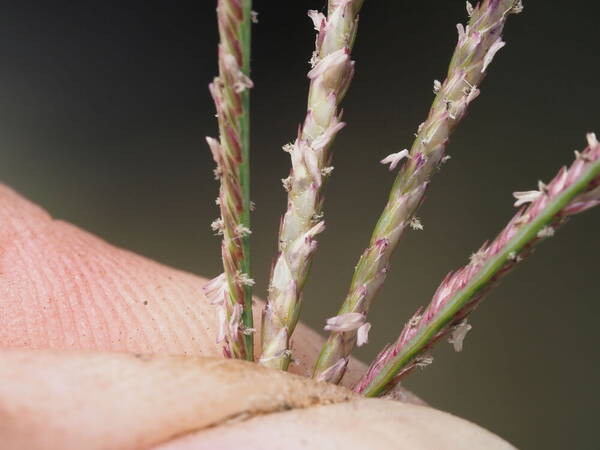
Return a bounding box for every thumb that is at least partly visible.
[0,349,514,450]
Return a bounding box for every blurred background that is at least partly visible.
[1,1,598,447]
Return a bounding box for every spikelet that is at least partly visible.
[205,0,254,360]
[259,0,364,370]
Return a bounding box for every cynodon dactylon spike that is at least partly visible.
[205,0,254,360]
[356,134,600,397]
[259,0,365,370]
[313,0,524,384]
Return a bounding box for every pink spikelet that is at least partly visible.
[355,134,600,396]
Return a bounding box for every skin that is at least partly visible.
[0,185,515,449]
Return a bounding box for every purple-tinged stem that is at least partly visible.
[204,0,254,360]
[356,134,600,397]
[313,0,524,383]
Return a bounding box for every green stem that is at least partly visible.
[240,0,253,361]
[361,156,600,397]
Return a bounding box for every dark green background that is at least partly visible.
[1,1,598,447]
